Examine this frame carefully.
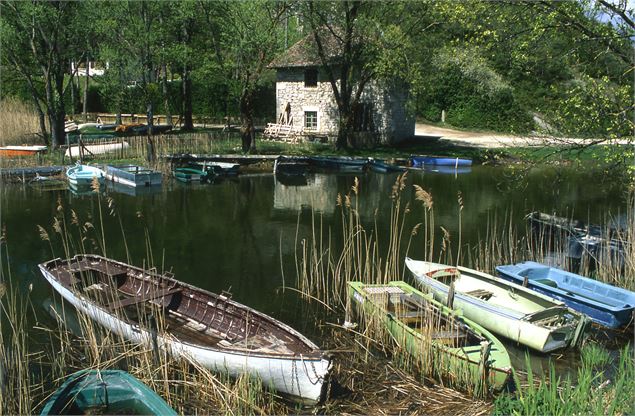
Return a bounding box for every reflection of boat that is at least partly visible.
[65,141,129,158]
[410,156,472,167]
[66,164,105,187]
[367,159,406,173]
[39,255,332,403]
[348,281,512,391]
[173,167,213,183]
[526,211,630,269]
[309,156,368,172]
[0,145,47,157]
[105,164,162,188]
[107,181,162,197]
[274,157,310,186]
[422,165,472,175]
[40,369,177,415]
[496,261,635,329]
[405,258,589,353]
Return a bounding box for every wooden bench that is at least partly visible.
[108,287,182,311]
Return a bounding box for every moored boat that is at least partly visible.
[496,261,635,329]
[405,258,589,353]
[38,254,332,403]
[348,281,512,392]
[40,369,177,415]
[173,167,213,183]
[193,161,241,176]
[66,164,105,187]
[367,159,406,173]
[0,145,47,157]
[309,156,368,172]
[410,156,472,167]
[105,164,162,188]
[65,141,129,158]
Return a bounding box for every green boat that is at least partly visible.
[40,369,177,415]
[348,281,513,392]
[173,167,212,183]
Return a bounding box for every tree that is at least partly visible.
[304,1,420,149]
[1,1,92,147]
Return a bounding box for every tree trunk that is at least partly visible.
[83,56,89,122]
[162,62,172,126]
[181,67,193,131]
[239,90,255,153]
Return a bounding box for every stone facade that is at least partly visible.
[274,67,414,145]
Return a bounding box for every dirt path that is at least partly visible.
[415,123,548,149]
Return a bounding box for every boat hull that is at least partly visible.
[0,145,47,156]
[39,262,330,403]
[410,156,472,167]
[348,281,512,392]
[496,262,635,329]
[105,165,162,188]
[406,258,588,353]
[66,165,105,187]
[40,369,177,415]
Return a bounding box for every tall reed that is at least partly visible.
[0,97,44,146]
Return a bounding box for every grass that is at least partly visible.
[0,97,44,146]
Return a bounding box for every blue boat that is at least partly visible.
[496,261,635,329]
[410,156,472,167]
[40,369,177,415]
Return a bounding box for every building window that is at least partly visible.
[304,111,318,130]
[304,68,318,87]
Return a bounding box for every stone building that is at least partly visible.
[268,34,414,145]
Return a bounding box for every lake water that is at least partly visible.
[0,165,631,376]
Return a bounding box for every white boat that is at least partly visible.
[39,255,332,403]
[105,165,162,188]
[405,258,589,353]
[66,164,106,187]
[65,141,129,158]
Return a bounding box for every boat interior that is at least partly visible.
[46,257,313,356]
[362,285,484,349]
[518,266,632,308]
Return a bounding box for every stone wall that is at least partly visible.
[275,68,414,144]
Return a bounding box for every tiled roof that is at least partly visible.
[269,28,343,68]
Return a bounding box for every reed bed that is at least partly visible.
[0,97,44,146]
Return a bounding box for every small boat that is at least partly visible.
[96,123,118,131]
[496,261,635,329]
[193,161,241,176]
[40,369,177,415]
[66,164,105,187]
[309,156,368,172]
[367,159,406,173]
[274,157,310,176]
[105,164,162,188]
[65,141,129,158]
[348,281,512,391]
[405,258,589,353]
[38,255,332,403]
[173,167,213,183]
[421,165,472,175]
[410,156,472,167]
[0,145,47,157]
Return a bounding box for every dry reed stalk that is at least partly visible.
[0,98,44,146]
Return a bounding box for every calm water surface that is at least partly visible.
[1,165,631,375]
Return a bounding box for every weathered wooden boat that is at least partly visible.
[274,157,310,175]
[105,164,162,188]
[40,369,177,416]
[66,164,105,187]
[410,156,472,167]
[0,145,47,157]
[65,141,129,158]
[367,159,406,173]
[348,281,513,391]
[39,255,332,403]
[496,261,635,329]
[173,167,213,183]
[309,156,368,172]
[405,258,589,353]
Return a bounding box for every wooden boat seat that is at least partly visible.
[108,287,182,311]
[465,289,494,301]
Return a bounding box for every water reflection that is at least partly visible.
[274,174,337,214]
